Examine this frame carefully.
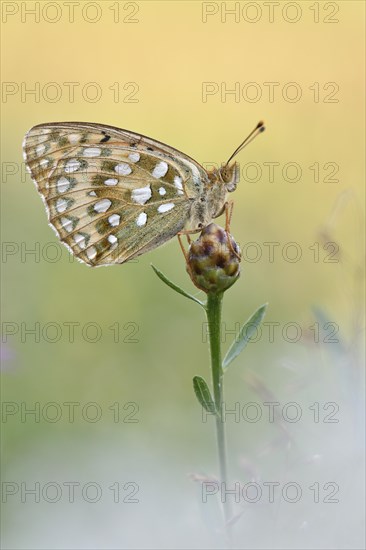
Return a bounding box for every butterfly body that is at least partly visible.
[23,121,259,267]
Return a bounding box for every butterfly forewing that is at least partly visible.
[23,122,209,265]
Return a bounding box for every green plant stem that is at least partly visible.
[206,291,232,539]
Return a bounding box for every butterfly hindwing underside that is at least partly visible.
[23,122,211,266]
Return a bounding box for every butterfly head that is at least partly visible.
[218,121,265,193]
[218,162,240,192]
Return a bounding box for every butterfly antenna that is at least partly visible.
[226,121,265,166]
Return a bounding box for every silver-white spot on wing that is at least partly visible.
[83,147,102,157]
[108,214,120,227]
[131,185,152,205]
[36,144,46,156]
[152,161,168,179]
[68,134,81,144]
[74,233,86,249]
[65,159,81,173]
[115,163,132,176]
[158,203,175,213]
[136,212,147,226]
[174,176,184,195]
[94,199,112,213]
[87,246,97,260]
[61,217,73,232]
[128,152,140,163]
[108,235,118,245]
[57,177,71,193]
[104,178,118,186]
[56,198,68,213]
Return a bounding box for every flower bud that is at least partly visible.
[186,223,241,293]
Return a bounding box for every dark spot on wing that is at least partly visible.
[100,133,111,143]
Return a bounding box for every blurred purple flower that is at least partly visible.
[0,343,16,372]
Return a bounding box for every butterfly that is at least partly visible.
[23,121,265,266]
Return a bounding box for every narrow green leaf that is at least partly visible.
[151,264,205,308]
[311,306,345,355]
[193,376,217,415]
[223,303,268,370]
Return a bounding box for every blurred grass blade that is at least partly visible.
[312,306,345,355]
[223,303,268,370]
[193,376,217,415]
[151,264,205,307]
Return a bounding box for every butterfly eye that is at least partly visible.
[222,162,240,192]
[219,167,230,183]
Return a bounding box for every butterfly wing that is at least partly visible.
[23,122,209,266]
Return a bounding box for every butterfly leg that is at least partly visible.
[177,233,189,262]
[178,228,201,239]
[224,200,234,233]
[177,227,202,262]
[224,201,241,260]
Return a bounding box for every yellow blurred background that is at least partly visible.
[1,1,364,548]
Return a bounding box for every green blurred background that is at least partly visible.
[1,1,365,548]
